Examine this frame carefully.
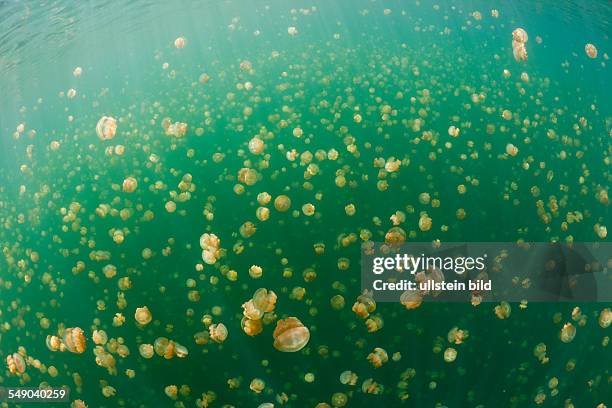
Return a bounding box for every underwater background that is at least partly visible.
[0,0,610,407]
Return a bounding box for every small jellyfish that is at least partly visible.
[443,347,457,362]
[92,330,108,345]
[250,378,266,393]
[209,323,228,343]
[274,195,291,212]
[560,322,576,343]
[134,306,153,325]
[174,37,186,49]
[273,317,310,352]
[96,116,117,140]
[63,327,87,353]
[599,308,611,328]
[73,67,83,77]
[585,43,598,59]
[122,177,138,193]
[367,347,388,368]
[139,344,154,359]
[248,137,265,154]
[287,26,298,36]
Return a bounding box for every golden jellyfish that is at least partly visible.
[512,28,528,62]
[494,301,512,319]
[448,125,460,137]
[138,344,154,359]
[122,176,138,193]
[6,352,26,375]
[175,343,189,358]
[200,233,221,264]
[239,221,257,238]
[352,293,376,319]
[248,137,265,154]
[250,378,266,393]
[46,335,62,352]
[599,308,612,328]
[302,203,316,216]
[73,66,83,77]
[560,322,576,343]
[96,116,117,140]
[418,212,432,231]
[367,347,388,368]
[241,317,263,336]
[400,290,423,309]
[92,330,108,345]
[165,385,178,400]
[287,26,298,36]
[585,43,598,58]
[385,226,406,245]
[339,370,358,385]
[135,306,153,326]
[257,192,271,205]
[209,323,228,343]
[63,327,87,353]
[443,347,457,362]
[512,28,528,44]
[273,317,310,352]
[249,265,263,279]
[273,194,292,212]
[101,386,116,397]
[256,207,269,221]
[448,326,470,344]
[67,88,77,98]
[72,400,87,408]
[174,36,186,49]
[506,143,519,157]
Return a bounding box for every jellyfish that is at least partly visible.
[273,317,310,352]
[63,327,86,353]
[560,323,576,343]
[174,37,186,49]
[209,323,228,343]
[585,43,598,58]
[122,177,138,193]
[443,347,457,362]
[135,306,153,326]
[96,116,117,140]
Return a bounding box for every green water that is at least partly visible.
[0,1,610,407]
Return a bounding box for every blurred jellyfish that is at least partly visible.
[585,43,598,58]
[96,116,117,140]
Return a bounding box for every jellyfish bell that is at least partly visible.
[241,317,263,336]
[585,43,598,59]
[512,28,528,43]
[96,116,117,140]
[209,323,228,343]
[135,306,153,325]
[63,327,86,353]
[139,343,154,359]
[560,322,576,343]
[122,177,138,193]
[174,36,186,49]
[273,317,310,352]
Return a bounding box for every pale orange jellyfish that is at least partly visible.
[273,317,310,352]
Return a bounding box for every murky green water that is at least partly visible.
[0,1,610,407]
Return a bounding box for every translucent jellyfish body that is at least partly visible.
[273,317,310,352]
[96,116,117,140]
[209,323,228,343]
[134,306,153,326]
[63,327,87,353]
